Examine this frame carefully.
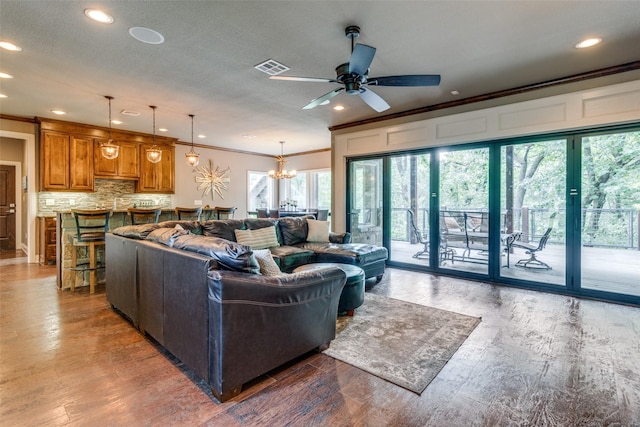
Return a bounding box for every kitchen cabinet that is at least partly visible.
[94,139,140,179]
[137,145,175,193]
[39,216,56,265]
[41,131,93,191]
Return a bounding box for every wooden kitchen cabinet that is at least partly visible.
[39,216,56,265]
[41,131,94,191]
[94,139,140,179]
[137,145,175,193]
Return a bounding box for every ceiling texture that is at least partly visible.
[1,1,640,155]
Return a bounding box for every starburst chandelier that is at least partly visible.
[268,141,296,179]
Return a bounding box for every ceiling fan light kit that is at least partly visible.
[270,25,441,112]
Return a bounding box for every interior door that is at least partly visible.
[0,165,17,250]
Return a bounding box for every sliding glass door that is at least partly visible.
[388,153,431,266]
[348,159,383,246]
[579,131,640,297]
[499,139,567,286]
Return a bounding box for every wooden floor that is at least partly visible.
[2,251,640,426]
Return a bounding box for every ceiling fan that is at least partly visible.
[270,25,441,112]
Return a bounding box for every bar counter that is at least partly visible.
[55,208,217,290]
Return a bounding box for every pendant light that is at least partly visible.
[146,105,162,163]
[185,114,200,167]
[268,141,296,179]
[100,95,119,159]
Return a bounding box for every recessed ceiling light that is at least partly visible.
[120,109,140,116]
[0,72,14,79]
[197,134,206,139]
[243,134,256,139]
[0,93,7,98]
[451,90,460,95]
[129,27,165,45]
[0,41,22,52]
[158,128,168,132]
[575,37,602,49]
[84,9,114,24]
[333,105,345,111]
[111,120,122,125]
[51,110,66,115]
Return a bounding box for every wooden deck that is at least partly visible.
[390,240,640,297]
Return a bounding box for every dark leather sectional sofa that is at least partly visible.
[105,215,387,402]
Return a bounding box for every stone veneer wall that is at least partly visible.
[38,179,172,216]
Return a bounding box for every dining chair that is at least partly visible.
[175,206,203,221]
[268,209,280,218]
[256,208,268,218]
[69,209,112,293]
[316,209,329,221]
[127,207,162,225]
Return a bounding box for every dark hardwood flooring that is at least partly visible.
[1,254,639,426]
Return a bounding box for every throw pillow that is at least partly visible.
[252,249,283,276]
[234,226,280,249]
[306,219,329,243]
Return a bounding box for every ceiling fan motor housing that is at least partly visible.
[335,62,366,94]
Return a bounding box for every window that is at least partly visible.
[247,171,274,211]
[280,168,331,209]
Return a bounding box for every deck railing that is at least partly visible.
[395,207,639,250]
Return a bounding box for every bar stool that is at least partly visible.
[69,209,112,293]
[127,207,161,225]
[213,206,237,219]
[175,206,203,221]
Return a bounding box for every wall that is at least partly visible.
[331,79,640,232]
[172,144,330,217]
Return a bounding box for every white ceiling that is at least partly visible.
[1,1,639,155]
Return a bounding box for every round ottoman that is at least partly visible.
[294,263,365,316]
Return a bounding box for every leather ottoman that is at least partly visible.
[294,262,365,316]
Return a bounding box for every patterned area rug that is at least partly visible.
[324,293,481,394]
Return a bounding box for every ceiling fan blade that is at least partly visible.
[270,75,336,83]
[349,43,376,76]
[359,87,390,112]
[367,74,441,86]
[303,88,344,110]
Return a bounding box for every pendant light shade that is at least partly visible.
[268,141,296,179]
[185,114,200,167]
[100,95,119,160]
[146,105,162,163]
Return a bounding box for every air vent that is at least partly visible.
[120,109,140,116]
[254,59,290,76]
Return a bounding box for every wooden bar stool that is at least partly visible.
[69,209,112,293]
[213,206,237,219]
[175,206,203,221]
[127,207,161,225]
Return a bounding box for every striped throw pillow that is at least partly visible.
[234,226,280,249]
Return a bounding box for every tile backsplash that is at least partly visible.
[38,179,172,215]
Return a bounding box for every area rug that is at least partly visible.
[323,293,481,394]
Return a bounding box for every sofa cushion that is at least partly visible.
[278,215,314,246]
[306,219,329,243]
[172,234,259,274]
[269,245,315,273]
[157,220,202,234]
[112,223,161,239]
[201,219,245,241]
[145,226,190,247]
[297,242,388,265]
[252,249,284,276]
[234,226,279,250]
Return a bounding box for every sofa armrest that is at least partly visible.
[329,231,351,244]
[207,268,346,400]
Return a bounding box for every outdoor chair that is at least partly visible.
[512,212,557,270]
[407,209,429,259]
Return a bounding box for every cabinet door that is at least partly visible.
[137,144,159,192]
[157,147,174,193]
[41,131,70,190]
[69,135,94,191]
[119,141,140,178]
